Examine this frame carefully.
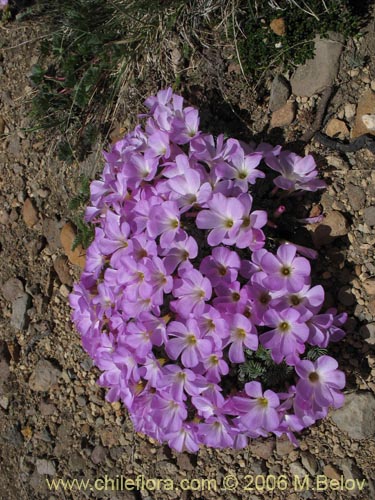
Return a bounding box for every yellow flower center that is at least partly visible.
[235,328,246,340]
[279,321,290,332]
[186,334,197,346]
[257,397,269,408]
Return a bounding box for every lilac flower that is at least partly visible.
[167,166,211,211]
[216,142,264,190]
[295,356,345,408]
[202,351,229,382]
[166,318,213,367]
[148,200,182,248]
[164,423,200,453]
[151,393,187,431]
[198,416,235,448]
[69,88,345,453]
[196,193,245,246]
[171,268,212,317]
[161,232,198,273]
[233,194,267,250]
[266,151,326,192]
[231,381,280,432]
[226,313,258,363]
[157,365,203,400]
[261,308,309,364]
[261,244,311,293]
[200,246,241,286]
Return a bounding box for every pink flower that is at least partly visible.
[196,193,245,246]
[171,268,212,318]
[166,318,213,368]
[226,313,258,363]
[261,308,309,364]
[232,381,280,432]
[295,356,345,409]
[147,200,182,248]
[261,244,311,293]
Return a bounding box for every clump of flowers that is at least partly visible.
[70,88,346,452]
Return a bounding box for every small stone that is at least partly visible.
[91,445,107,465]
[270,101,296,128]
[39,400,57,416]
[1,277,24,302]
[359,323,375,345]
[352,89,375,138]
[36,459,56,476]
[301,452,318,475]
[0,396,9,409]
[347,184,365,211]
[11,293,31,330]
[270,18,286,36]
[22,198,38,228]
[176,453,195,471]
[100,428,119,447]
[60,222,86,268]
[323,464,341,481]
[42,218,62,251]
[344,103,356,121]
[53,256,73,286]
[276,436,295,456]
[325,118,349,140]
[29,359,61,392]
[363,279,375,296]
[363,206,375,226]
[361,114,375,130]
[331,392,375,439]
[269,75,291,112]
[251,439,275,459]
[289,461,307,479]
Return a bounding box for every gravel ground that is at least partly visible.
[1,9,375,500]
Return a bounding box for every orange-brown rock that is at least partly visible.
[270,18,286,36]
[60,222,86,268]
[22,198,38,228]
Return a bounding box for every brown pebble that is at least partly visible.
[53,256,73,286]
[60,222,86,268]
[270,101,296,128]
[22,198,38,228]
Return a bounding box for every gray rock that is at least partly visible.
[331,392,375,439]
[29,359,61,392]
[269,75,291,112]
[91,445,107,464]
[291,33,345,97]
[363,206,375,226]
[42,218,62,251]
[1,277,24,301]
[36,459,56,476]
[11,292,31,330]
[359,323,375,345]
[301,452,318,475]
[289,461,308,479]
[347,184,365,211]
